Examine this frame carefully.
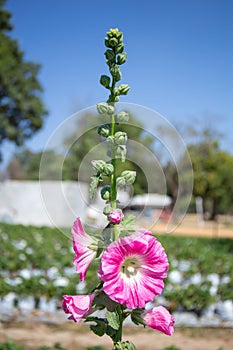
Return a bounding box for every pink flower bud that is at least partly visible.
[109,210,123,224]
[142,306,175,336]
[62,294,95,323]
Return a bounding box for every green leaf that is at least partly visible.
[93,291,117,311]
[85,317,106,337]
[122,214,136,227]
[106,309,120,330]
[89,176,100,200]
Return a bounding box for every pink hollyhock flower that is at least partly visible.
[109,210,123,224]
[72,217,97,281]
[62,294,95,322]
[98,231,169,309]
[142,306,175,336]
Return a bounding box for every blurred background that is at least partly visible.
[0,1,233,349]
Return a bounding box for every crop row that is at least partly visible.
[0,223,233,316]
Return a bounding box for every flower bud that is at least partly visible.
[91,160,106,173]
[116,176,126,187]
[116,111,129,123]
[98,124,110,138]
[106,28,123,41]
[109,37,118,47]
[103,163,114,176]
[117,52,127,65]
[117,84,130,95]
[115,131,127,145]
[100,185,111,201]
[100,75,110,88]
[104,37,111,48]
[97,102,114,115]
[105,49,115,62]
[115,43,124,54]
[103,204,112,216]
[115,145,127,162]
[109,209,123,224]
[121,170,136,184]
[109,64,121,82]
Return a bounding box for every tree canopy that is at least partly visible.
[0,0,47,160]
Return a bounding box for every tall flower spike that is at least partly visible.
[72,217,97,281]
[98,230,169,309]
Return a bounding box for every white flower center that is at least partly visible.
[121,257,141,277]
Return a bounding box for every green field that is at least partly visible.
[0,223,233,315]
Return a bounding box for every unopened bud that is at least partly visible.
[98,124,110,138]
[115,145,127,162]
[103,163,114,176]
[109,37,118,47]
[116,111,129,123]
[117,84,130,95]
[115,131,127,145]
[115,43,124,54]
[121,170,136,184]
[109,209,123,224]
[100,75,110,88]
[97,102,114,115]
[101,185,111,200]
[105,49,115,62]
[109,64,121,82]
[103,204,112,216]
[116,176,126,187]
[117,52,127,65]
[91,160,106,173]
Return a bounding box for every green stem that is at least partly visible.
[109,78,117,210]
[114,305,123,344]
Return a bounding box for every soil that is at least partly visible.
[0,322,233,350]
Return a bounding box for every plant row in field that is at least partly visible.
[0,223,233,316]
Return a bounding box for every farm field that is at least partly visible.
[0,220,233,350]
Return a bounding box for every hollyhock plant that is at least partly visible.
[72,217,98,281]
[62,28,174,350]
[98,231,169,309]
[62,294,95,322]
[142,306,175,336]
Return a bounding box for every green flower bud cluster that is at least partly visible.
[116,170,136,187]
[97,102,114,115]
[99,28,130,103]
[106,131,128,162]
[116,111,129,123]
[92,160,114,176]
[113,341,137,350]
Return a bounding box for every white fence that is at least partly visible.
[0,180,89,227]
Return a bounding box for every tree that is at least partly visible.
[7,148,65,180]
[0,0,47,161]
[189,139,233,219]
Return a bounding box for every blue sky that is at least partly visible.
[3,0,233,163]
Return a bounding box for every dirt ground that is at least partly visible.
[150,214,233,238]
[0,322,233,350]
